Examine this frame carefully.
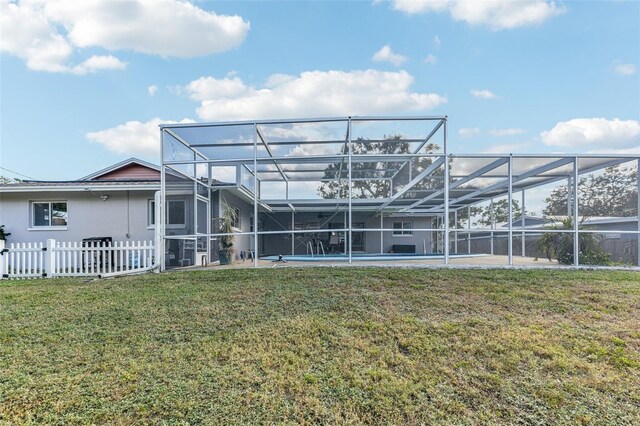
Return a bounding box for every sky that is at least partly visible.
[1,0,639,182]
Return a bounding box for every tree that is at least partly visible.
[0,176,20,184]
[543,165,638,217]
[454,199,522,227]
[214,201,237,265]
[317,135,441,199]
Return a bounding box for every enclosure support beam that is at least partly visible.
[380,213,384,254]
[573,157,579,267]
[637,159,640,267]
[376,156,445,211]
[206,165,212,265]
[521,190,526,257]
[348,118,353,264]
[154,190,162,272]
[508,155,513,266]
[467,206,471,254]
[256,126,288,183]
[490,198,495,256]
[567,177,572,217]
[253,124,259,268]
[454,210,458,254]
[291,211,295,255]
[160,130,166,272]
[389,119,444,181]
[422,157,575,214]
[399,157,508,212]
[443,119,450,265]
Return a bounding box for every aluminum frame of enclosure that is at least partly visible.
[159,116,640,269]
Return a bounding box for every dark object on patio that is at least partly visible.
[391,244,415,254]
[82,237,114,268]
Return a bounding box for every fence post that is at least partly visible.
[45,239,56,278]
[0,239,5,279]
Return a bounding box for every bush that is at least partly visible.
[539,218,610,265]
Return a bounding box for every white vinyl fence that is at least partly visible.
[0,239,157,280]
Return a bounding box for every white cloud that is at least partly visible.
[392,1,564,30]
[433,35,441,48]
[148,85,158,96]
[489,128,524,137]
[372,45,407,67]
[424,54,438,64]
[71,55,127,75]
[394,0,449,15]
[458,127,480,138]
[587,146,640,155]
[0,0,249,74]
[471,89,498,99]
[481,141,532,154]
[264,73,296,88]
[540,118,640,150]
[86,117,195,156]
[186,69,447,121]
[613,63,637,76]
[185,76,248,101]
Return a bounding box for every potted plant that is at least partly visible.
[216,204,237,265]
[0,225,10,241]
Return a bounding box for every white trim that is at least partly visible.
[28,227,68,231]
[1,184,159,193]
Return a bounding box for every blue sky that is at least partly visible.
[1,0,639,181]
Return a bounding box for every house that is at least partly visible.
[0,158,164,244]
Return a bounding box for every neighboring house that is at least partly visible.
[0,158,163,244]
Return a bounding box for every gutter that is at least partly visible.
[0,184,160,193]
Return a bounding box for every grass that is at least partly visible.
[1,268,639,425]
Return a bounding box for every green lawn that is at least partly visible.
[1,268,639,425]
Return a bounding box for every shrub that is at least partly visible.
[539,218,610,265]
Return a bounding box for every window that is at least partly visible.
[148,200,186,228]
[393,221,413,236]
[148,199,156,226]
[167,200,186,226]
[32,201,67,228]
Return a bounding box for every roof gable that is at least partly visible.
[80,158,160,181]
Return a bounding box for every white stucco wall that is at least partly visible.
[363,215,434,254]
[0,190,157,244]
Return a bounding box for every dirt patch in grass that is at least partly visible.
[1,268,639,424]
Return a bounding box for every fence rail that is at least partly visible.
[0,239,156,280]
